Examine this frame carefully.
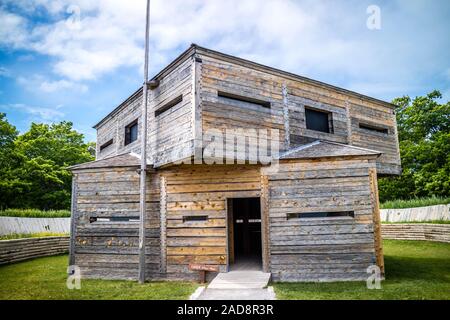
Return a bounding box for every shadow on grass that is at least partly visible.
[273,240,450,299]
[384,255,450,281]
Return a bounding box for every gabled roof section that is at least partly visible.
[280,140,381,160]
[68,153,144,171]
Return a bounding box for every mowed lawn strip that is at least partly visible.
[273,240,450,300]
[1,240,449,300]
[0,255,198,300]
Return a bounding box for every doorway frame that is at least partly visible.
[226,196,269,272]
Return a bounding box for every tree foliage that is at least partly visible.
[379,91,450,202]
[0,114,94,210]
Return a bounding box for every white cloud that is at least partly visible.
[39,79,88,93]
[5,0,147,81]
[1,103,64,122]
[0,0,449,100]
[3,0,360,80]
[16,74,88,93]
[0,8,28,49]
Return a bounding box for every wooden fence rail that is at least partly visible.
[380,204,449,222]
[0,236,69,265]
[0,217,70,236]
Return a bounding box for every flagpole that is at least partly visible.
[138,0,150,284]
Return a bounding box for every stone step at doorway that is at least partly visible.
[208,271,271,289]
[192,270,276,300]
[193,271,275,300]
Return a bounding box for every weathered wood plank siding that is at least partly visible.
[95,57,194,167]
[263,159,379,282]
[94,46,400,174]
[160,165,261,280]
[200,55,285,161]
[149,57,194,166]
[78,45,395,282]
[349,103,400,174]
[72,167,160,280]
[197,49,400,174]
[96,92,142,159]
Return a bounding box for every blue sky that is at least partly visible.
[0,0,449,142]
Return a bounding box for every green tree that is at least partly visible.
[0,116,94,210]
[0,112,18,148]
[0,113,28,209]
[379,91,450,201]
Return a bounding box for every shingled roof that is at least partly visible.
[280,140,381,160]
[68,153,143,171]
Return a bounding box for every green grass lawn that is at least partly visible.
[1,240,449,300]
[0,232,68,240]
[0,209,70,218]
[0,255,198,300]
[380,196,450,209]
[274,240,450,300]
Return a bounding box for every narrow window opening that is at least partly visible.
[359,123,388,134]
[218,91,271,109]
[305,107,332,133]
[287,211,354,219]
[124,119,138,145]
[155,95,183,116]
[90,216,139,223]
[99,139,113,152]
[183,215,208,222]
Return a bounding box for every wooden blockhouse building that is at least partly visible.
[68,44,401,282]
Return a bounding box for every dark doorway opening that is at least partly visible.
[227,197,262,271]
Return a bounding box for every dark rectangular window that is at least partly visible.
[183,215,208,222]
[155,95,183,116]
[359,123,388,134]
[90,216,139,223]
[287,211,354,219]
[305,107,331,133]
[218,91,271,108]
[124,119,138,145]
[99,139,113,152]
[235,218,261,224]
